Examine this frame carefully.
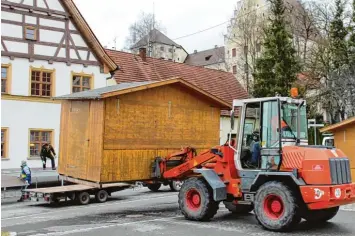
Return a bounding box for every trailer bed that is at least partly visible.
[24,184,95,194]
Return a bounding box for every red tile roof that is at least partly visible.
[105,49,249,109]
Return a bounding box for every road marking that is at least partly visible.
[2,194,177,221]
[28,216,180,236]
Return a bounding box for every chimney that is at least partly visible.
[139,48,147,62]
[194,50,197,54]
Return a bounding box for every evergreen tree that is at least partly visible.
[252,0,300,97]
[329,0,349,70]
[349,0,355,64]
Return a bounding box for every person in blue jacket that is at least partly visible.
[18,160,31,202]
[250,131,261,167]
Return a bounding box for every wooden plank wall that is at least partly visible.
[333,125,355,168]
[58,100,104,182]
[101,148,206,182]
[86,101,104,181]
[58,101,70,174]
[101,84,221,182]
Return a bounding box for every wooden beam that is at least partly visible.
[101,78,180,98]
[2,1,69,17]
[1,51,100,66]
[1,19,80,34]
[2,36,90,51]
[1,7,66,22]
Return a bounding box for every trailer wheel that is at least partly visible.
[302,206,339,222]
[169,180,183,192]
[178,177,219,221]
[77,192,90,205]
[147,183,161,192]
[254,181,301,232]
[223,201,253,214]
[95,190,108,203]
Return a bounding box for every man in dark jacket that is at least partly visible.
[40,143,56,170]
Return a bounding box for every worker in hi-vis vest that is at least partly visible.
[18,160,31,202]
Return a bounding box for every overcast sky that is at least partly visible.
[74,0,239,53]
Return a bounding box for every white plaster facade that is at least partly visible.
[1,0,115,169]
[132,43,188,63]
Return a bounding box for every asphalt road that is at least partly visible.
[2,186,355,236]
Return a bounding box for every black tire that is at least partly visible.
[68,193,76,201]
[254,181,301,232]
[223,201,253,214]
[302,206,339,222]
[95,190,108,203]
[178,177,219,221]
[77,192,90,205]
[147,183,161,192]
[169,180,183,192]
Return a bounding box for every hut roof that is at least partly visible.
[54,77,232,109]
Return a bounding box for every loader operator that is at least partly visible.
[250,131,260,167]
[40,143,56,170]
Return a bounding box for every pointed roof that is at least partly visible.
[61,0,117,72]
[131,29,181,49]
[185,46,225,67]
[54,78,231,109]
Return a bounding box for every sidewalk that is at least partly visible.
[1,168,60,189]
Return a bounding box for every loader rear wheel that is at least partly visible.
[178,177,219,221]
[223,201,253,214]
[147,183,161,192]
[302,206,339,222]
[95,190,108,203]
[77,192,90,205]
[254,181,301,232]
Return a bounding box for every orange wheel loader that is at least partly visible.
[150,96,355,232]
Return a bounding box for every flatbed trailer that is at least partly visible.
[24,175,133,205]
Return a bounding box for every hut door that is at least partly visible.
[67,101,90,179]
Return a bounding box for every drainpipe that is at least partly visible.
[106,66,120,86]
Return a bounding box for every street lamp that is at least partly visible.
[308,119,324,145]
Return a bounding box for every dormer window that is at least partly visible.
[25,26,36,40]
[205,55,212,61]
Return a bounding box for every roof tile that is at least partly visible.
[106,49,249,107]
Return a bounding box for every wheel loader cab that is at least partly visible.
[230,97,308,172]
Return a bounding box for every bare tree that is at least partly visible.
[224,0,266,92]
[124,12,166,50]
[300,1,355,123]
[286,1,320,66]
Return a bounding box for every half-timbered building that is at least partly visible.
[1,0,118,169]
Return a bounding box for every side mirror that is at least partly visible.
[230,110,235,130]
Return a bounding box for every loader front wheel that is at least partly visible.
[178,177,219,221]
[147,183,161,192]
[302,206,339,222]
[223,201,253,214]
[254,181,301,232]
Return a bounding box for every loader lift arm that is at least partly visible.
[152,147,221,180]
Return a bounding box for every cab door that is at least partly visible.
[260,100,281,170]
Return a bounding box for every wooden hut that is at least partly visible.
[320,117,355,178]
[55,78,231,183]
